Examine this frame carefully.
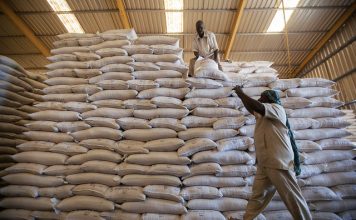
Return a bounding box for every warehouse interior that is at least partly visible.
[0,0,355,219]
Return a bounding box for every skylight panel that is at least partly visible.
[266,0,301,32]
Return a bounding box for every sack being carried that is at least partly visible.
[194,58,229,81]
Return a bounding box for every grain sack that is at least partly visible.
[332,184,356,199]
[309,199,356,213]
[38,185,74,199]
[156,62,188,74]
[88,40,130,51]
[149,118,186,131]
[214,116,246,129]
[0,137,25,146]
[104,186,146,203]
[288,118,319,130]
[43,165,81,176]
[121,175,181,187]
[12,151,68,165]
[138,88,189,99]
[3,173,64,187]
[95,48,128,57]
[25,121,58,132]
[133,70,182,80]
[84,117,120,129]
[303,150,355,165]
[89,72,134,83]
[135,36,179,46]
[122,45,153,55]
[155,78,189,88]
[185,87,233,99]
[131,54,179,63]
[56,195,114,212]
[0,122,28,133]
[127,79,159,91]
[311,212,343,220]
[186,163,222,178]
[99,29,137,41]
[24,131,73,143]
[298,164,325,178]
[0,106,29,118]
[16,141,54,152]
[120,198,187,214]
[312,117,350,128]
[151,44,182,55]
[0,209,33,220]
[92,100,124,109]
[0,88,34,104]
[0,65,24,78]
[3,162,45,175]
[67,149,121,164]
[30,110,81,122]
[299,172,356,187]
[81,108,133,119]
[66,173,121,187]
[268,78,301,90]
[88,90,138,101]
[79,139,119,151]
[117,117,151,130]
[100,63,134,73]
[142,213,180,220]
[143,138,184,152]
[186,78,223,89]
[123,128,176,142]
[287,107,344,118]
[183,98,218,109]
[217,165,257,177]
[56,121,91,133]
[187,198,247,211]
[43,94,88,102]
[100,210,141,220]
[263,210,292,220]
[149,164,190,177]
[46,69,75,77]
[180,186,222,200]
[317,138,355,150]
[0,98,22,109]
[192,107,241,118]
[182,210,226,220]
[124,99,156,109]
[73,52,101,61]
[286,87,338,98]
[294,128,351,141]
[181,116,218,128]
[143,185,183,203]
[183,175,246,187]
[65,210,104,220]
[115,162,149,176]
[296,140,322,152]
[50,142,88,156]
[178,138,217,157]
[134,108,189,120]
[178,128,238,141]
[45,76,88,86]
[0,73,32,91]
[194,59,229,81]
[299,78,335,87]
[192,150,253,165]
[125,152,190,165]
[242,87,270,97]
[219,186,252,199]
[302,186,341,201]
[151,97,184,109]
[79,160,117,174]
[323,160,356,173]
[0,185,38,198]
[0,197,53,211]
[116,140,147,155]
[51,46,89,55]
[243,73,278,87]
[308,97,344,108]
[129,62,160,71]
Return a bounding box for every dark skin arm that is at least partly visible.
[234,86,265,116]
[193,51,199,59]
[213,49,219,61]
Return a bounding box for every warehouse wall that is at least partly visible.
[298,13,355,110]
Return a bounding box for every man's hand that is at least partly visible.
[234,85,243,96]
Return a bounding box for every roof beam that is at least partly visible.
[224,0,247,60]
[116,0,131,29]
[0,0,50,57]
[293,2,356,78]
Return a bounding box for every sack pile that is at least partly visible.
[0,55,47,186]
[0,29,355,220]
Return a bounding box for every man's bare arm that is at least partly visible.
[234,86,265,115]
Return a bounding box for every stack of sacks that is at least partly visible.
[0,55,47,186]
[262,77,355,220]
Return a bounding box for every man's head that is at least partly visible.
[196,20,205,38]
[259,90,282,104]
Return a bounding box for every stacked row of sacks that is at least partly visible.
[0,55,47,186]
[0,31,194,220]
